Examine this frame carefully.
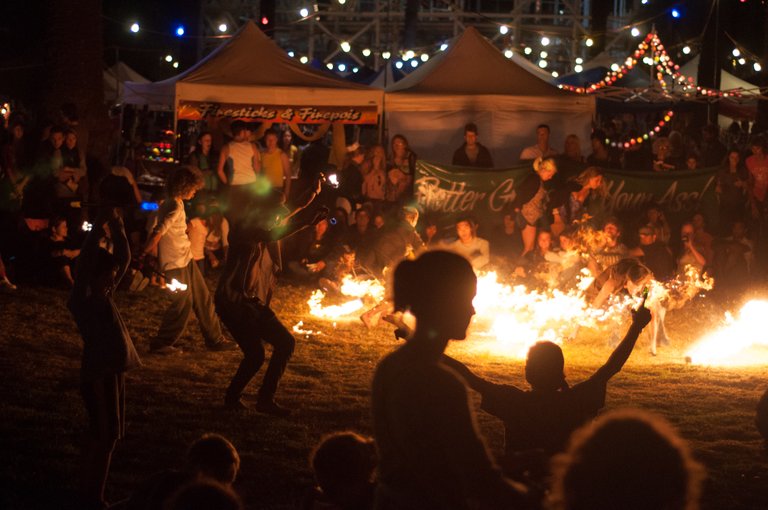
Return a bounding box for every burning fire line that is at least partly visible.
[302,267,713,359]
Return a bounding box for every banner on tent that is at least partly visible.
[177,100,378,124]
[414,160,718,226]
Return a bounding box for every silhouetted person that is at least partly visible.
[305,431,377,510]
[68,206,141,510]
[166,480,243,510]
[216,181,325,416]
[549,409,704,510]
[452,123,494,168]
[443,300,650,482]
[126,433,240,510]
[371,250,530,509]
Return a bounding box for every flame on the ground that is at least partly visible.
[292,321,323,336]
[305,266,713,359]
[686,300,768,366]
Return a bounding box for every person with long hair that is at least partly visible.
[549,409,704,510]
[371,250,530,509]
[507,157,558,256]
[553,167,606,229]
[188,132,219,194]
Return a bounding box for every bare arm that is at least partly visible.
[441,355,496,394]
[591,278,617,308]
[593,301,652,382]
[251,144,261,174]
[217,145,229,185]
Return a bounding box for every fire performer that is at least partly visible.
[589,258,672,355]
[140,166,232,354]
[68,205,141,510]
[442,296,651,485]
[216,180,326,415]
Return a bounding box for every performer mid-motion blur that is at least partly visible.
[216,178,326,416]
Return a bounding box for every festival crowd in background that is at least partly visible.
[1,102,768,510]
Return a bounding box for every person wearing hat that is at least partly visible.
[630,224,675,282]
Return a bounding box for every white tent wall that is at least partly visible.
[387,109,592,168]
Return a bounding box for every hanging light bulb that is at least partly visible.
[574,64,583,73]
[631,27,640,37]
[732,48,741,57]
[754,62,762,72]
[524,47,532,55]
[299,7,309,17]
[541,36,550,46]
[338,63,347,72]
[340,41,351,52]
[538,60,548,68]
[585,38,594,47]
[682,46,691,55]
[499,25,509,35]
[575,57,583,64]
[420,53,429,62]
[362,48,371,57]
[326,63,334,70]
[440,43,448,51]
[395,61,404,69]
[504,49,513,58]
[382,51,391,60]
[540,51,548,59]
[300,56,309,64]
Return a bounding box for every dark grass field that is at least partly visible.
[1,281,768,509]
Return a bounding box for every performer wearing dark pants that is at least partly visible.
[216,181,324,416]
[141,166,231,354]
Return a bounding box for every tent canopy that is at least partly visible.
[122,21,381,108]
[104,62,148,104]
[384,27,594,167]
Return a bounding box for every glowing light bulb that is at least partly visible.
[499,25,509,35]
[130,22,140,33]
[420,53,429,62]
[340,41,351,52]
[175,25,185,37]
[165,55,173,63]
[524,47,532,55]
[682,46,691,55]
[362,48,371,57]
[541,36,550,46]
[395,61,403,69]
[755,62,762,72]
[611,63,620,72]
[504,49,513,58]
[538,59,548,68]
[299,7,309,17]
[574,64,583,73]
[540,51,548,59]
[218,23,228,33]
[551,71,559,77]
[288,51,295,57]
[732,48,741,57]
[338,63,347,72]
[575,57,583,64]
[326,63,334,70]
[404,50,415,60]
[300,56,308,64]
[631,27,640,37]
[585,38,594,47]
[411,60,418,68]
[440,43,448,51]
[172,61,179,69]
[382,51,391,60]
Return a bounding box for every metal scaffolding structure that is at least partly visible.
[200,1,638,75]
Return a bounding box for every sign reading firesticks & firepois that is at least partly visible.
[414,160,719,227]
[177,101,379,124]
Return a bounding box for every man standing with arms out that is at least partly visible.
[142,166,232,354]
[519,124,558,161]
[217,121,262,225]
[452,123,494,168]
[261,129,292,198]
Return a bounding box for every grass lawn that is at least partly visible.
[1,281,767,509]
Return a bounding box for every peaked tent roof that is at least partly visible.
[386,26,572,97]
[122,21,381,107]
[104,62,148,103]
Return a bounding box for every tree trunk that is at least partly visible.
[44,0,111,164]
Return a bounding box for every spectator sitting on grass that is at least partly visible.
[304,431,377,510]
[549,409,704,510]
[45,215,80,287]
[444,216,490,270]
[442,299,651,484]
[126,433,240,510]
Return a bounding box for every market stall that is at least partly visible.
[384,27,595,168]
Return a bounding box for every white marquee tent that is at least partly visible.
[121,21,382,117]
[384,27,595,167]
